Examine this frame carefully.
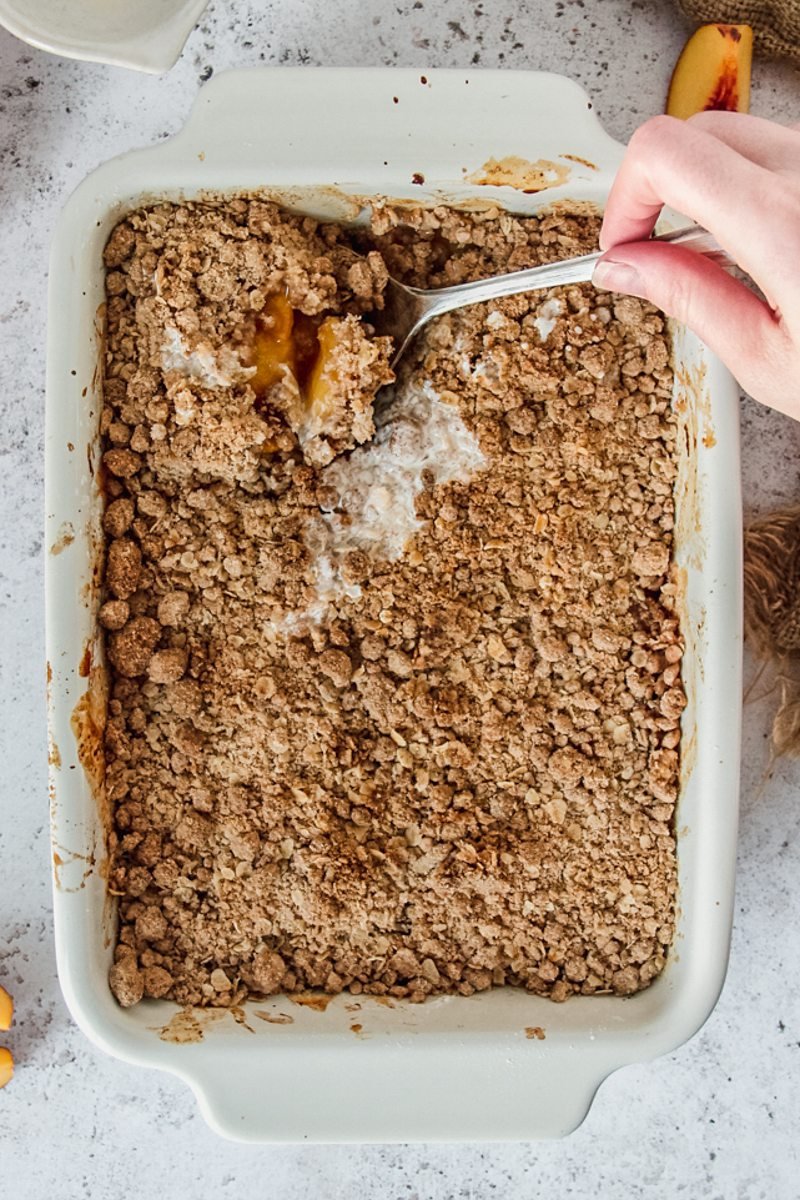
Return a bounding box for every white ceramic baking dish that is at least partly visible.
[46,68,743,1143]
[0,0,208,73]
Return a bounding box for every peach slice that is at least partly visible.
[250,293,296,395]
[304,317,341,433]
[250,295,329,451]
[0,988,12,1090]
[0,1046,13,1089]
[666,24,752,119]
[0,985,12,1032]
[249,299,352,444]
[250,296,324,399]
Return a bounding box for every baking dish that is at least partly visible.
[46,68,742,1143]
[0,0,208,73]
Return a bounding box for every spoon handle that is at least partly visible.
[418,223,733,319]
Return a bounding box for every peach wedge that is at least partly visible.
[0,984,13,1090]
[667,23,753,119]
[0,1047,12,1090]
[0,985,12,1032]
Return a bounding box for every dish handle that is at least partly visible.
[178,1043,619,1143]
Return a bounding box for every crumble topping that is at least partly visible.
[100,199,682,1008]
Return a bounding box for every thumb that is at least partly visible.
[592,242,783,400]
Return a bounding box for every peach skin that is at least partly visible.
[667,24,752,120]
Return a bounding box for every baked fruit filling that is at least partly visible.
[100,199,682,1009]
[248,293,394,465]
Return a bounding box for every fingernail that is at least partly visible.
[592,258,645,296]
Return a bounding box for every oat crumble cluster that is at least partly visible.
[101,198,683,1009]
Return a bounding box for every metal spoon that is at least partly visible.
[370,223,732,366]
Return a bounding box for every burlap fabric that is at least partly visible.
[678,0,800,62]
[743,508,800,756]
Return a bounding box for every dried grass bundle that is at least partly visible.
[743,506,800,755]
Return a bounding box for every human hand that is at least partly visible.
[593,112,800,417]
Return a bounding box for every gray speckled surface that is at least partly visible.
[2,1,800,1194]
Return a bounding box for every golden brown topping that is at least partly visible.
[109,958,144,1007]
[99,599,130,630]
[106,539,142,600]
[100,199,680,1009]
[147,648,188,685]
[103,448,142,478]
[103,497,135,537]
[107,616,161,678]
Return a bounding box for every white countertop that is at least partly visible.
[2,1,799,1194]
